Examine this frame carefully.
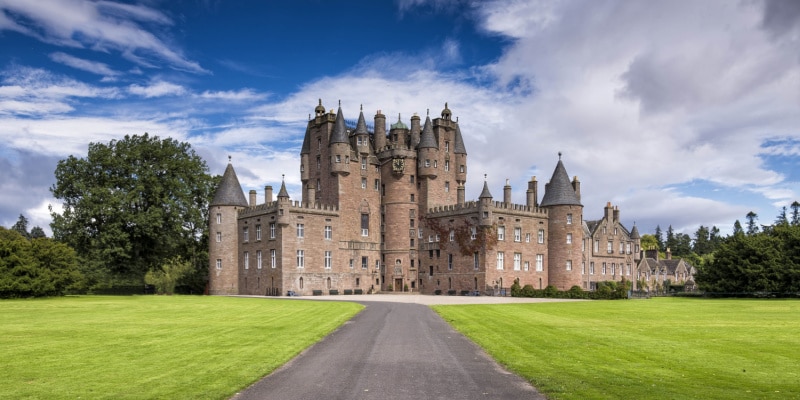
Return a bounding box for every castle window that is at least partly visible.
[471,226,477,240]
[627,263,631,275]
[594,240,600,253]
[433,160,438,168]
[445,181,450,192]
[317,138,321,150]
[316,179,321,191]
[460,165,465,173]
[444,160,449,171]
[448,254,453,270]
[374,179,380,190]
[349,259,354,269]
[445,141,450,152]
[244,252,249,270]
[257,250,262,269]
[497,226,505,241]
[297,250,304,268]
[376,259,380,271]
[602,262,607,274]
[335,155,341,163]
[514,253,521,271]
[614,227,618,235]
[474,252,479,270]
[607,241,613,254]
[425,159,430,167]
[362,256,368,269]
[270,223,276,239]
[567,214,573,224]
[620,242,624,254]
[316,156,320,168]
[449,230,454,242]
[590,262,595,275]
[536,254,543,271]
[428,235,434,243]
[514,227,521,242]
[271,250,276,268]
[566,233,572,244]
[216,232,221,242]
[410,194,415,202]
[216,259,222,270]
[356,278,360,286]
[496,252,504,270]
[243,227,249,242]
[566,260,572,271]
[538,229,544,244]
[361,178,367,189]
[524,261,530,271]
[324,251,332,269]
[297,224,305,238]
[429,266,434,276]
[324,225,332,240]
[410,175,415,183]
[410,219,415,228]
[361,158,367,170]
[256,225,262,241]
[299,277,304,289]
[435,234,440,242]
[582,261,586,274]
[300,163,304,172]
[345,156,349,163]
[626,243,631,254]
[216,213,221,224]
[418,229,423,239]
[410,238,415,247]
[361,214,369,236]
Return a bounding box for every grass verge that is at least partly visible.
[433,298,800,400]
[0,296,362,399]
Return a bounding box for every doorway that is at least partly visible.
[395,278,403,291]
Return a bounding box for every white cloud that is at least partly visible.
[128,81,186,98]
[197,89,267,102]
[0,0,207,73]
[49,52,120,78]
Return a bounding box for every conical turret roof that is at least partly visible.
[479,180,493,199]
[300,125,311,154]
[630,224,640,239]
[211,163,248,206]
[277,180,289,198]
[417,115,437,149]
[540,158,582,207]
[354,108,369,136]
[453,124,467,154]
[330,105,348,144]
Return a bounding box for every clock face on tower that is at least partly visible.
[392,158,404,173]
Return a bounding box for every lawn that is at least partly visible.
[0,296,362,400]
[433,298,800,400]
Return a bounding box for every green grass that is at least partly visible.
[433,298,800,400]
[0,296,362,400]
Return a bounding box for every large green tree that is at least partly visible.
[50,133,216,289]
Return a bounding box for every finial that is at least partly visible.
[445,102,448,108]
[318,98,322,105]
[360,104,363,111]
[282,174,285,182]
[427,108,429,116]
[398,113,402,121]
[228,155,231,163]
[558,151,562,160]
[484,173,487,181]
[308,113,311,120]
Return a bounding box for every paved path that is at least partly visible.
[232,299,547,400]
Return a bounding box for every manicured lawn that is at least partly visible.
[0,296,362,400]
[433,298,800,400]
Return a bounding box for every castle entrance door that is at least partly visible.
[395,278,403,292]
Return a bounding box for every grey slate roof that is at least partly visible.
[479,181,493,199]
[417,116,437,149]
[453,124,467,154]
[211,163,248,206]
[630,224,640,239]
[330,106,349,144]
[300,125,311,155]
[540,160,582,207]
[354,108,369,136]
[277,180,289,198]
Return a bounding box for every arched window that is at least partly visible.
[299,277,304,289]
[327,277,331,289]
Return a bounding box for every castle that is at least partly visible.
[208,100,642,296]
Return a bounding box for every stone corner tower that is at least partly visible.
[540,154,584,290]
[208,160,248,295]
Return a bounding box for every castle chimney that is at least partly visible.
[374,110,386,150]
[605,202,613,221]
[265,185,273,203]
[666,247,672,260]
[457,182,465,204]
[526,176,538,207]
[613,206,620,222]
[504,179,512,204]
[410,113,421,148]
[572,176,581,202]
[249,190,257,207]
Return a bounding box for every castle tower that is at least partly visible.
[373,110,386,150]
[478,178,493,227]
[330,104,351,177]
[540,154,584,290]
[208,160,248,295]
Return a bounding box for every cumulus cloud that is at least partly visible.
[128,80,187,98]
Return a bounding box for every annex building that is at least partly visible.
[208,100,642,296]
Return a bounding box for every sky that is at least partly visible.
[0,0,798,239]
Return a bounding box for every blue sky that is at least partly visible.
[1,0,798,238]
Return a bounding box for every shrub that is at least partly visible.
[543,285,559,298]
[521,284,536,297]
[511,278,522,297]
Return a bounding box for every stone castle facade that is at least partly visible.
[208,100,642,296]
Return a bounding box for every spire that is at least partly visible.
[630,223,641,239]
[354,106,369,135]
[330,103,348,144]
[211,162,248,206]
[540,156,582,207]
[453,124,467,154]
[479,175,493,199]
[277,174,289,199]
[417,115,437,149]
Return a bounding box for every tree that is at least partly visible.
[745,211,759,235]
[0,227,83,298]
[775,206,788,226]
[640,234,659,252]
[709,226,722,251]
[29,226,46,239]
[665,225,676,252]
[50,133,216,290]
[790,201,799,226]
[145,257,193,295]
[654,225,664,251]
[673,233,692,256]
[732,220,744,236]
[693,225,710,255]
[11,214,30,239]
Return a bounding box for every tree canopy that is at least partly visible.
[50,133,216,290]
[0,227,83,298]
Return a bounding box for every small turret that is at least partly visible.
[410,113,421,148]
[478,177,493,226]
[417,114,438,178]
[390,114,408,147]
[314,98,325,117]
[330,103,351,176]
[503,179,511,205]
[374,109,386,150]
[441,102,452,121]
[276,177,290,226]
[354,105,371,155]
[526,176,538,208]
